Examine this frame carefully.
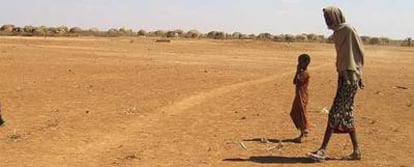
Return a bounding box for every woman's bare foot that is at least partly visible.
[309,149,326,162]
[341,152,362,160]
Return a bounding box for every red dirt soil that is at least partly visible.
[0,36,413,167]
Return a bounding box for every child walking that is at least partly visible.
[290,54,311,143]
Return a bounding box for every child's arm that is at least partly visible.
[295,71,309,86]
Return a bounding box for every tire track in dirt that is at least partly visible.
[158,63,329,115]
[81,63,330,165]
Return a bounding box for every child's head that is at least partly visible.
[298,54,311,70]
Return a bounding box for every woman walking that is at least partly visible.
[310,6,365,161]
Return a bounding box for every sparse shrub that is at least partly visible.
[369,37,381,45]
[380,37,390,45]
[307,33,322,42]
[400,37,412,47]
[360,36,370,44]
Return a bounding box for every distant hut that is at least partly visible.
[57,26,69,33]
[69,27,83,33]
[107,28,119,36]
[207,31,218,39]
[33,26,48,36]
[47,27,59,34]
[173,29,184,37]
[0,24,15,32]
[186,29,201,38]
[89,27,99,33]
[248,34,256,39]
[295,34,308,42]
[12,27,24,33]
[284,34,295,43]
[207,31,226,39]
[166,31,179,38]
[119,27,133,35]
[153,30,166,37]
[88,27,100,35]
[257,33,273,40]
[23,25,35,33]
[232,32,242,39]
[137,29,148,36]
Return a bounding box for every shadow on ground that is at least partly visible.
[243,138,301,143]
[223,156,315,164]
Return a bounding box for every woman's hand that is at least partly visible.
[358,79,365,89]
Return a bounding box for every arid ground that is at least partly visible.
[0,36,413,167]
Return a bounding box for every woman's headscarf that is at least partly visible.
[323,6,346,30]
[323,6,365,79]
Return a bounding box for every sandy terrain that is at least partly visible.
[0,36,413,167]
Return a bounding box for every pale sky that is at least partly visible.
[0,0,412,39]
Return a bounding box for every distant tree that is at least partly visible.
[360,36,371,44]
[369,37,381,45]
[380,37,390,45]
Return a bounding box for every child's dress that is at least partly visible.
[290,70,310,131]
